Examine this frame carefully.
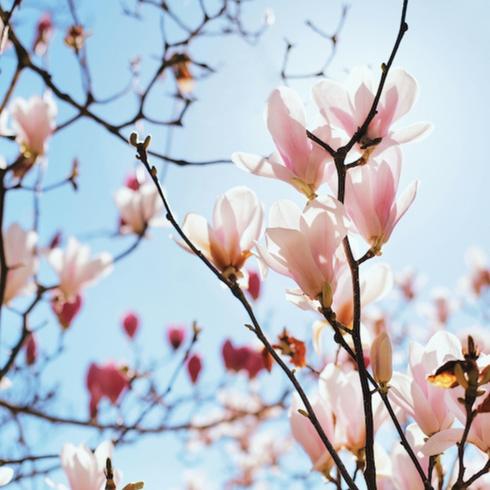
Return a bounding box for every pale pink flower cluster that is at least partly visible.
[390,331,460,436]
[0,225,113,326]
[179,69,424,306]
[290,363,386,474]
[387,332,490,485]
[176,65,437,482]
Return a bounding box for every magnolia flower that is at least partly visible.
[86,362,129,418]
[319,364,386,455]
[390,331,462,436]
[288,263,393,354]
[114,182,163,235]
[47,441,117,490]
[258,197,348,307]
[47,238,112,300]
[391,424,430,490]
[345,150,417,253]
[180,186,262,278]
[313,66,431,153]
[290,262,393,319]
[370,331,393,387]
[423,368,490,457]
[232,87,339,199]
[10,93,57,157]
[289,393,337,475]
[0,467,13,487]
[3,223,38,304]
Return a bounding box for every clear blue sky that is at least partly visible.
[1,0,489,488]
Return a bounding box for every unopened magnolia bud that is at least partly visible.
[370,332,392,390]
[320,282,333,309]
[143,134,152,149]
[129,132,138,146]
[187,353,202,384]
[122,312,139,339]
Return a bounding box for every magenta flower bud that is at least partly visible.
[247,269,261,301]
[86,362,129,418]
[167,325,186,350]
[25,333,37,366]
[187,354,202,384]
[51,294,83,329]
[122,312,139,339]
[124,175,140,191]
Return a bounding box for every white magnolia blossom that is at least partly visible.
[47,441,118,490]
[0,467,13,487]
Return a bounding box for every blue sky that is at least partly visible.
[1,0,489,488]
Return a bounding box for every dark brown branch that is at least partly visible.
[340,0,409,155]
[132,138,358,490]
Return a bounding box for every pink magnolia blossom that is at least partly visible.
[389,424,430,490]
[180,186,263,277]
[86,362,129,418]
[423,379,490,456]
[313,66,431,152]
[232,87,339,199]
[258,197,348,306]
[289,393,337,475]
[290,262,393,319]
[288,263,392,354]
[10,93,57,157]
[47,441,117,490]
[345,150,417,252]
[114,181,163,235]
[3,223,38,305]
[390,331,462,436]
[47,238,112,301]
[319,364,386,455]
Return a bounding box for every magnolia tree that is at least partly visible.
[0,0,489,489]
